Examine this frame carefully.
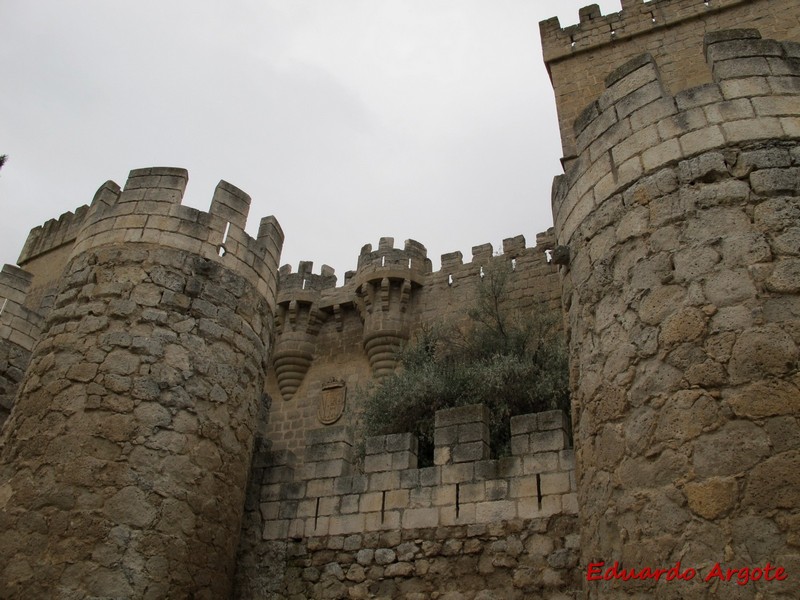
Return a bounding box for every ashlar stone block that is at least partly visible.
[530,429,569,453]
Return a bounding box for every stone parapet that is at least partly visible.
[365,431,418,473]
[434,404,491,465]
[540,0,751,63]
[277,261,337,297]
[355,237,432,279]
[0,265,43,353]
[70,167,284,301]
[17,205,90,266]
[260,405,576,541]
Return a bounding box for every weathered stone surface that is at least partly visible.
[684,477,738,519]
[727,326,798,384]
[744,450,800,510]
[693,421,771,477]
[726,379,800,418]
[237,516,579,598]
[103,486,157,528]
[1,233,278,599]
[658,307,707,346]
[551,23,800,597]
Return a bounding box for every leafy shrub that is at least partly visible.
[360,262,569,465]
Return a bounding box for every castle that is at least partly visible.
[1,1,798,598]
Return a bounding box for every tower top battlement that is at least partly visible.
[539,0,751,63]
[17,205,90,267]
[276,262,338,306]
[553,29,800,243]
[353,237,433,290]
[71,167,284,300]
[357,237,431,271]
[539,0,799,165]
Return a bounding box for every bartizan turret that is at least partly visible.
[353,237,431,378]
[272,261,336,400]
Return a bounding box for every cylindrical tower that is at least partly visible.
[0,167,283,599]
[553,31,799,597]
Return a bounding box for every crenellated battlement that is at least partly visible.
[260,404,576,540]
[277,261,337,297]
[287,230,557,303]
[17,205,90,266]
[275,264,338,322]
[540,0,751,63]
[71,167,284,300]
[264,230,561,395]
[1,167,287,598]
[553,29,800,244]
[354,237,432,288]
[540,0,798,166]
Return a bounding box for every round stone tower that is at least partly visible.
[553,31,799,597]
[0,168,283,599]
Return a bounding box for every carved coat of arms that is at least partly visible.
[318,378,346,425]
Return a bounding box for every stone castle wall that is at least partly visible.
[235,404,580,599]
[0,2,797,598]
[0,265,43,428]
[7,207,562,462]
[0,168,283,599]
[541,0,800,164]
[0,180,564,599]
[552,29,800,598]
[17,204,91,315]
[263,230,561,458]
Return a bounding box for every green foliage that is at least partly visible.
[360,262,570,465]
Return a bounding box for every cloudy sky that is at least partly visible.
[1,0,622,282]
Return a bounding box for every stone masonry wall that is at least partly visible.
[0,168,283,599]
[16,204,91,315]
[0,265,43,429]
[263,230,561,458]
[234,404,579,599]
[540,0,800,164]
[552,31,800,598]
[8,196,561,467]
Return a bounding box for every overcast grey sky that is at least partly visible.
[1,0,622,281]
